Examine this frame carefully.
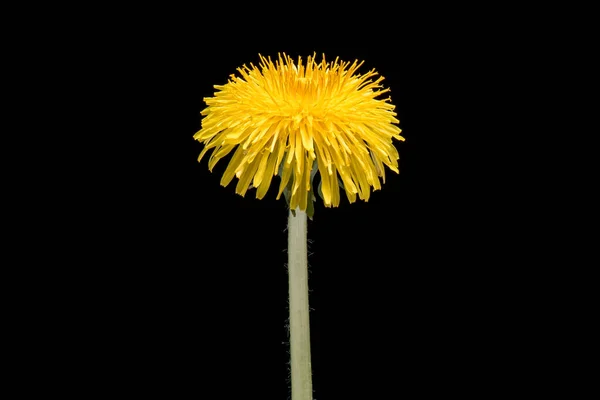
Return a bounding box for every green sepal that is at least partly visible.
[310,160,318,182]
[280,160,319,220]
[317,178,324,201]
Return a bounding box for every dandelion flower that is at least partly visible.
[195,53,404,212]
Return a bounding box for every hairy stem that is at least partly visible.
[288,208,312,400]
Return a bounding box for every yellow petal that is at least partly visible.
[208,144,235,171]
[252,150,270,188]
[220,147,246,187]
[236,157,261,197]
[299,122,313,154]
[257,143,280,199]
[277,157,293,200]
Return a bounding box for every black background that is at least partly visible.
[22,7,566,399]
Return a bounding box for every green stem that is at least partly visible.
[288,208,312,400]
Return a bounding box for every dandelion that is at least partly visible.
[194,53,404,400]
[194,53,404,215]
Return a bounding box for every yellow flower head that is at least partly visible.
[195,53,404,213]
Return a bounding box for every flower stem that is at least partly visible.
[288,208,312,400]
